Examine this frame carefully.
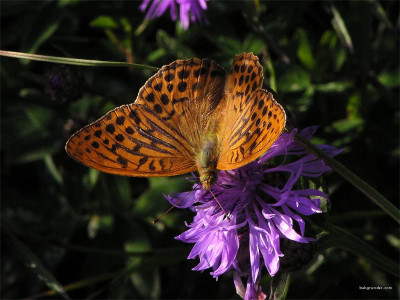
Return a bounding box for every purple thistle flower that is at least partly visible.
[140,0,209,30]
[165,127,342,299]
[46,65,84,104]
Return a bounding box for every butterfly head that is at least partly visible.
[200,170,218,190]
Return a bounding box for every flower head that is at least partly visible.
[140,0,209,30]
[46,65,84,103]
[165,127,341,299]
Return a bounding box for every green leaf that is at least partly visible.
[90,16,119,29]
[7,233,70,299]
[82,168,100,191]
[296,29,315,70]
[331,118,364,133]
[214,36,242,55]
[115,176,132,204]
[386,234,400,249]
[88,214,114,239]
[242,34,266,54]
[346,93,362,119]
[147,48,166,62]
[378,69,400,88]
[130,269,161,299]
[315,30,347,72]
[333,47,347,71]
[44,155,64,185]
[24,105,53,133]
[265,53,277,92]
[371,0,393,29]
[269,272,290,300]
[29,22,59,55]
[156,30,194,58]
[120,17,132,33]
[20,2,61,56]
[134,176,190,219]
[313,81,353,93]
[277,66,311,92]
[329,5,354,53]
[10,143,59,164]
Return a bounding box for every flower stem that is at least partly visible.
[0,50,159,71]
[293,133,400,224]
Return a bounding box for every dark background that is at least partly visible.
[1,1,399,299]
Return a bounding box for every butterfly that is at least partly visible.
[66,52,286,190]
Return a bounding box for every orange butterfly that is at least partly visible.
[66,52,286,190]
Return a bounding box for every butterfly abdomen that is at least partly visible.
[196,131,220,189]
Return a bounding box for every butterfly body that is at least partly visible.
[196,121,221,189]
[66,53,286,190]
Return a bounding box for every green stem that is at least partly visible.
[293,133,400,224]
[0,50,159,71]
[317,223,399,277]
[27,269,123,299]
[270,272,290,300]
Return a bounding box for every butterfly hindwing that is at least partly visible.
[66,104,196,177]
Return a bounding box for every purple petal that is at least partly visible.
[139,0,151,11]
[285,189,327,215]
[247,210,261,283]
[258,129,297,164]
[233,272,246,299]
[267,207,310,243]
[165,190,196,208]
[245,276,266,300]
[282,205,306,236]
[298,126,319,140]
[140,0,177,20]
[254,209,282,276]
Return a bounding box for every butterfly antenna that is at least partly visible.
[152,191,191,224]
[208,189,231,222]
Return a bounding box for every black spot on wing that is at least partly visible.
[105,124,116,134]
[125,127,134,134]
[94,130,102,138]
[116,116,125,125]
[129,109,141,125]
[178,82,187,92]
[117,156,128,167]
[115,134,124,142]
[145,93,155,103]
[161,94,170,105]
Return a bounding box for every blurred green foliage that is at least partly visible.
[1,0,399,299]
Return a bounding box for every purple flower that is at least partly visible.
[165,127,342,299]
[46,65,84,103]
[140,0,209,30]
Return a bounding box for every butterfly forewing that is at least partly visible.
[217,53,286,170]
[135,58,226,151]
[66,104,196,177]
[226,52,264,109]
